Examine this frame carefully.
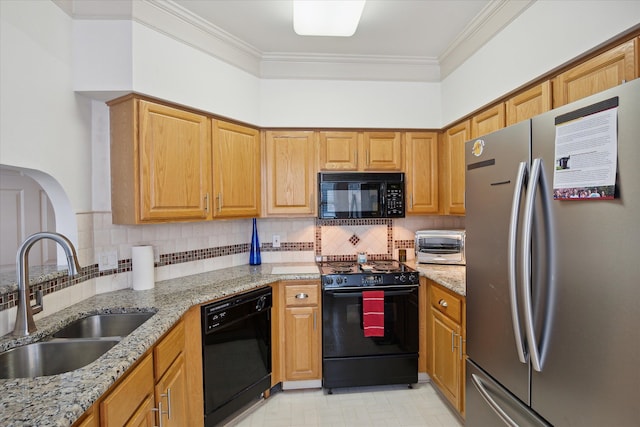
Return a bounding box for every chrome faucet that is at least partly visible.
[12,232,81,337]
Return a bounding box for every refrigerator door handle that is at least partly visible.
[509,161,528,364]
[522,157,543,372]
[471,373,519,427]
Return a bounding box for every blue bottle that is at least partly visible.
[249,218,261,265]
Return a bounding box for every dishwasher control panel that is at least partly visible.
[202,287,272,334]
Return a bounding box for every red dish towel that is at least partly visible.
[363,290,385,337]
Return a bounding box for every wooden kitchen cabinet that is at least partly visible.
[506,81,552,126]
[153,321,188,427]
[405,132,438,214]
[212,120,261,218]
[553,38,638,107]
[318,131,359,170]
[263,130,317,216]
[361,131,403,171]
[318,131,403,171]
[273,280,322,387]
[471,103,505,139]
[426,279,466,417]
[100,353,155,426]
[96,313,202,427]
[440,121,470,215]
[109,96,212,224]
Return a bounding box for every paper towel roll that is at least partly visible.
[132,245,155,291]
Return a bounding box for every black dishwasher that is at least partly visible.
[201,287,272,426]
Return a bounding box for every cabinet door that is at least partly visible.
[430,308,462,410]
[318,131,359,170]
[212,120,261,217]
[100,354,154,426]
[284,306,320,380]
[471,103,505,139]
[362,131,403,171]
[264,130,317,216]
[441,121,470,215]
[110,98,212,224]
[154,354,188,427]
[506,81,552,126]
[124,396,155,427]
[405,132,438,214]
[74,409,98,427]
[553,38,637,107]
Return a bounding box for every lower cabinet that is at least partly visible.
[426,279,466,418]
[73,307,203,427]
[272,280,322,388]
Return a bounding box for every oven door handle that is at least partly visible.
[324,288,418,297]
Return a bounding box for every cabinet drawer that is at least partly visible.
[284,284,319,306]
[154,320,185,379]
[430,285,462,323]
[100,354,154,426]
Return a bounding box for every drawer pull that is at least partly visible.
[295,293,309,299]
[438,299,448,307]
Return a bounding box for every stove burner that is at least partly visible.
[368,260,402,273]
[331,267,354,274]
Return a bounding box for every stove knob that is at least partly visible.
[399,274,407,283]
[336,277,343,284]
[324,276,334,286]
[408,273,418,283]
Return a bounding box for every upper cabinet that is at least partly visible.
[109,97,212,224]
[553,38,638,107]
[506,81,552,126]
[440,121,470,216]
[471,103,505,139]
[212,120,261,218]
[318,131,359,170]
[263,130,317,216]
[405,132,439,214]
[318,131,403,171]
[361,131,403,171]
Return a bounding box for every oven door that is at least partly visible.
[322,285,419,357]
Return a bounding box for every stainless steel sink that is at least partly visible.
[0,338,119,379]
[52,312,155,339]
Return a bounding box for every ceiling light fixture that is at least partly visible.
[293,0,366,37]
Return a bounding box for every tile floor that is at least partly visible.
[227,383,464,427]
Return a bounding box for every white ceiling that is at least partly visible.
[58,0,535,81]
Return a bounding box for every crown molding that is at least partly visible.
[439,0,536,78]
[56,0,533,82]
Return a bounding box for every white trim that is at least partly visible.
[58,0,532,82]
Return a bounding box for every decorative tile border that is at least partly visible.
[315,218,394,261]
[0,242,313,313]
[395,239,415,249]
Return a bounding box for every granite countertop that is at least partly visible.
[0,263,320,427]
[0,261,465,426]
[405,261,466,296]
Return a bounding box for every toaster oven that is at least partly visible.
[415,230,465,265]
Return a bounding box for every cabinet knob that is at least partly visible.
[295,293,309,299]
[438,299,448,307]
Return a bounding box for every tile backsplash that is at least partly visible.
[0,212,463,335]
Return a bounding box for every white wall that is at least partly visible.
[441,0,640,125]
[259,79,441,128]
[0,0,93,212]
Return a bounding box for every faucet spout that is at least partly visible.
[12,232,81,337]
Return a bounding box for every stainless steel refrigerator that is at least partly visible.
[465,79,640,427]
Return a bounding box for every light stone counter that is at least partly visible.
[405,261,466,296]
[0,263,319,427]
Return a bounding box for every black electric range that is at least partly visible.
[320,259,419,288]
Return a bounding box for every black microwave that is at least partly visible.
[318,172,405,219]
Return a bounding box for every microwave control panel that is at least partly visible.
[385,183,405,217]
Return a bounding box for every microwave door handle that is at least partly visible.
[509,161,528,364]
